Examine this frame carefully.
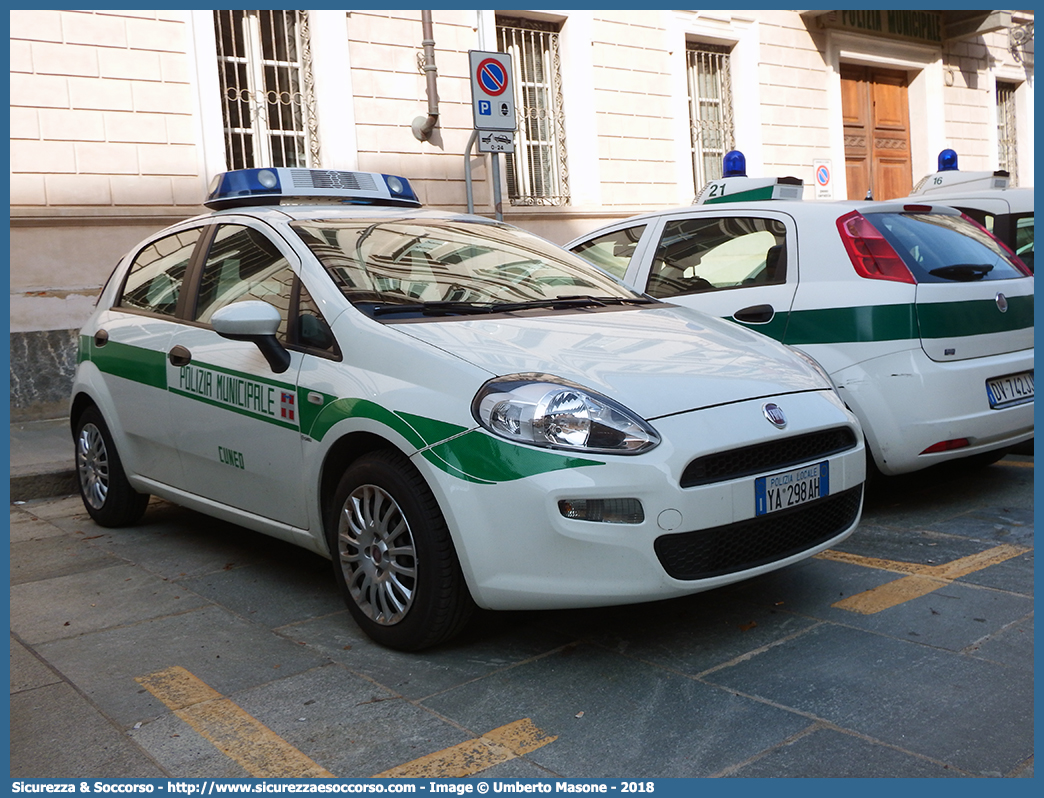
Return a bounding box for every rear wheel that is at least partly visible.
[326,450,474,650]
[74,406,150,527]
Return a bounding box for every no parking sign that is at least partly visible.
[814,158,832,199]
[469,50,516,132]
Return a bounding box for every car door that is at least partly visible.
[631,209,800,342]
[164,220,310,529]
[91,225,204,485]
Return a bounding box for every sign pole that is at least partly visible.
[491,153,502,222]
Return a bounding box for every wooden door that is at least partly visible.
[841,65,913,201]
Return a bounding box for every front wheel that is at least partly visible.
[326,450,474,650]
[73,405,150,527]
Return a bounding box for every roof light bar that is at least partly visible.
[695,152,804,205]
[204,168,422,210]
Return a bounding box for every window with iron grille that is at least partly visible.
[496,17,570,206]
[996,81,1018,185]
[214,10,321,170]
[686,43,735,191]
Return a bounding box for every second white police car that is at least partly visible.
[568,152,1034,479]
[72,167,865,650]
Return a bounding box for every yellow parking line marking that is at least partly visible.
[817,544,1030,615]
[998,458,1033,467]
[136,666,335,778]
[374,718,557,778]
[816,550,925,575]
[834,574,949,614]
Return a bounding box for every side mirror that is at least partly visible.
[211,301,291,374]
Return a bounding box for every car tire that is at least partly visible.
[74,405,150,527]
[326,449,475,651]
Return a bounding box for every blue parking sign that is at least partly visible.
[479,100,491,116]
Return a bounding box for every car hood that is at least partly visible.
[394,305,829,419]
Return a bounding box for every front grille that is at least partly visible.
[654,485,863,580]
[681,427,858,487]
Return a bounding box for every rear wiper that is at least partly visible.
[928,263,994,281]
[489,295,657,312]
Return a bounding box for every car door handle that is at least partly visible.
[168,345,192,367]
[733,304,775,324]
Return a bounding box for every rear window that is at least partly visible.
[867,212,1028,283]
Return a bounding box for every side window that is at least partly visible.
[957,207,994,231]
[194,225,295,340]
[296,283,339,355]
[571,225,647,279]
[194,224,339,355]
[118,228,202,316]
[646,216,787,298]
[1014,213,1033,272]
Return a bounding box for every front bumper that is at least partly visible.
[418,389,865,610]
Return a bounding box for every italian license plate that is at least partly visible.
[755,461,829,517]
[986,371,1034,409]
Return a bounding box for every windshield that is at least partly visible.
[867,212,1029,283]
[290,218,653,318]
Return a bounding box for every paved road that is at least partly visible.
[10,456,1033,779]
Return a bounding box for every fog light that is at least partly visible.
[920,438,970,454]
[558,498,644,524]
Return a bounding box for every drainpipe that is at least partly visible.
[411,10,439,142]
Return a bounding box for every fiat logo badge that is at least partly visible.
[996,293,1008,313]
[763,403,787,428]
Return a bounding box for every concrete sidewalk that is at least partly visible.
[10,418,77,503]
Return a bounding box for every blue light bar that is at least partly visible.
[204,168,421,210]
[722,150,747,178]
[937,149,959,172]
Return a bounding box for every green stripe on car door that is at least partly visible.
[90,339,168,389]
[734,297,1032,346]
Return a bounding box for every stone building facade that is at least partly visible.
[9,9,1034,419]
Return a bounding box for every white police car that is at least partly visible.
[897,149,1034,272]
[568,151,1033,479]
[71,167,865,650]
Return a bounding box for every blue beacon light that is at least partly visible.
[722,150,747,178]
[937,149,959,172]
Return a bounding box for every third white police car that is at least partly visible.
[568,151,1033,478]
[71,167,865,650]
[896,149,1034,272]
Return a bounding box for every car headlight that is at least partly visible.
[472,374,660,455]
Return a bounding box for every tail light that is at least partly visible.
[921,438,970,454]
[836,211,915,283]
[958,212,1033,276]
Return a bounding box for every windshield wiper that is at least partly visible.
[369,295,658,317]
[370,301,500,317]
[928,263,994,281]
[489,295,657,313]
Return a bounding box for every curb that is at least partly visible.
[10,469,79,503]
